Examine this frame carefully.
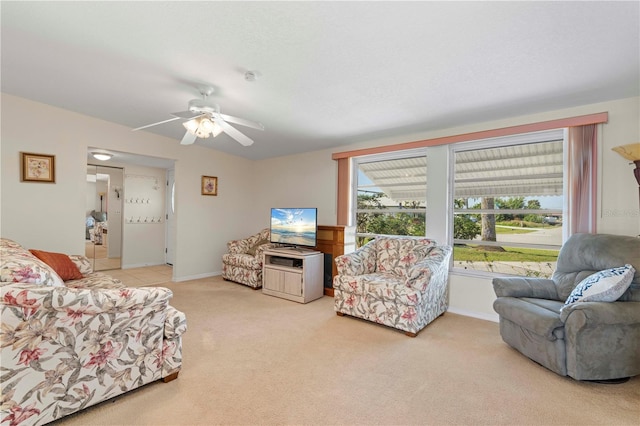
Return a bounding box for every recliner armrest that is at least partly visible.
[493,297,564,340]
[493,277,558,299]
[560,301,640,325]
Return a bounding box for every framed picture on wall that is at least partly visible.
[21,152,56,183]
[201,175,218,196]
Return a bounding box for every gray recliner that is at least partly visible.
[492,233,640,381]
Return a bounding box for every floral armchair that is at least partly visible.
[0,238,187,425]
[222,228,276,289]
[333,236,452,337]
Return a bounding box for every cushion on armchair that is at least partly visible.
[563,264,635,308]
[375,237,436,277]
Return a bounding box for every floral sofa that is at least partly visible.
[333,236,452,337]
[0,238,187,426]
[222,228,275,289]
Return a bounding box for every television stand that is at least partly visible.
[269,246,319,255]
[262,249,323,303]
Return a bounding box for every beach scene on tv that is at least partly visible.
[270,208,317,247]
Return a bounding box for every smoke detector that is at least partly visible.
[244,70,260,82]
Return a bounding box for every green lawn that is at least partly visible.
[453,245,559,262]
[495,227,536,234]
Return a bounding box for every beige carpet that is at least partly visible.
[56,276,640,425]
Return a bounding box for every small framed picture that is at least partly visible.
[201,175,218,196]
[21,152,56,183]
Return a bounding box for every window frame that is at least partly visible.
[351,148,428,244]
[447,128,567,277]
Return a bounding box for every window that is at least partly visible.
[353,149,427,246]
[450,129,566,278]
[337,116,602,278]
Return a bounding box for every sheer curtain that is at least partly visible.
[566,124,597,236]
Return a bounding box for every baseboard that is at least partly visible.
[174,271,221,282]
[121,262,167,269]
[447,307,499,323]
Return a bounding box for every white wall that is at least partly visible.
[1,93,256,282]
[254,96,640,321]
[121,164,165,267]
[251,150,338,227]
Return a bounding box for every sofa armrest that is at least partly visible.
[164,305,187,339]
[68,254,94,275]
[560,301,640,325]
[1,283,172,314]
[161,306,187,378]
[335,243,377,276]
[493,277,559,299]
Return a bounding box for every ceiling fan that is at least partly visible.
[132,87,264,146]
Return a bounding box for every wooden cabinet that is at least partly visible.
[262,250,324,303]
[312,225,356,296]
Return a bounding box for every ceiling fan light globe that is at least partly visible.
[200,118,215,132]
[183,119,199,134]
[195,127,210,138]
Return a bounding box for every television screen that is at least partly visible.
[270,208,318,248]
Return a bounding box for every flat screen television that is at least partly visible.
[270,208,318,248]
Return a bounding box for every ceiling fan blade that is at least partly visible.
[180,131,198,145]
[132,116,182,131]
[219,113,265,131]
[217,119,254,146]
[171,110,204,120]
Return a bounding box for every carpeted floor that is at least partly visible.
[56,275,640,425]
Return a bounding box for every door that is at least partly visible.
[165,169,176,265]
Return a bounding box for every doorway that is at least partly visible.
[165,169,176,265]
[85,165,123,271]
[86,149,176,272]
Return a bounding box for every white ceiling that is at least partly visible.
[2,2,638,161]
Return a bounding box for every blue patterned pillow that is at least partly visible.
[563,264,635,307]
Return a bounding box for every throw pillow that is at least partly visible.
[563,264,635,308]
[29,249,84,281]
[246,238,270,256]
